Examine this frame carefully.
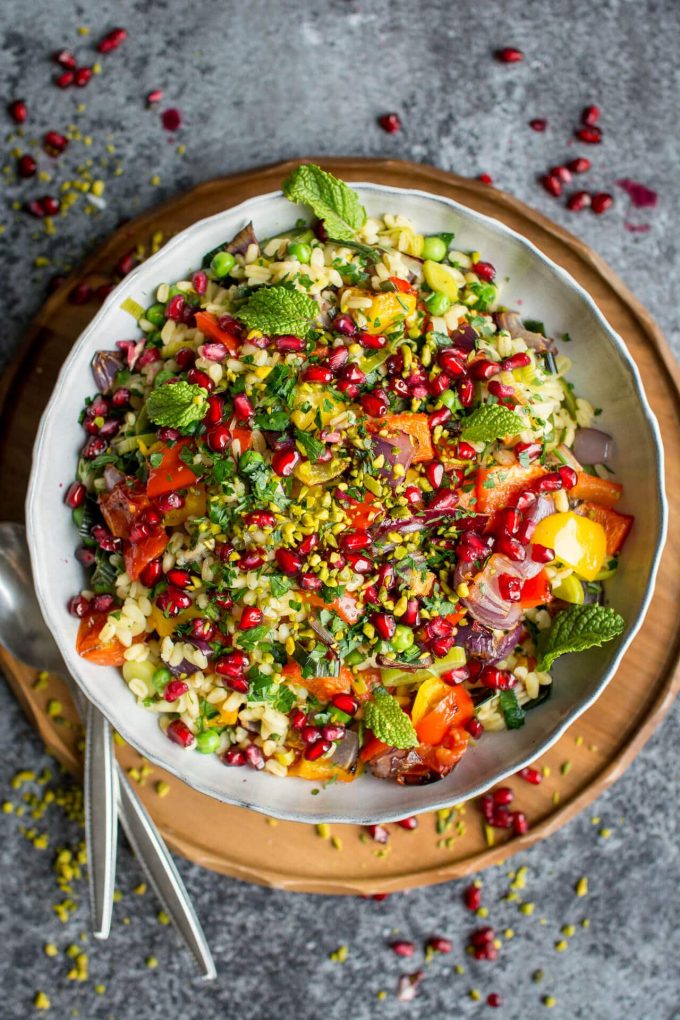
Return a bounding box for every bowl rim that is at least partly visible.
[26,181,668,824]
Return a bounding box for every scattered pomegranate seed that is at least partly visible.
[74,67,93,87]
[275,547,303,575]
[550,165,572,184]
[166,719,195,748]
[567,156,591,174]
[495,46,524,63]
[616,178,658,208]
[575,126,602,144]
[147,88,164,104]
[492,786,514,806]
[69,281,92,304]
[558,465,578,489]
[233,393,254,421]
[372,612,396,640]
[17,154,37,178]
[566,190,591,212]
[498,573,522,602]
[463,884,482,911]
[478,172,493,185]
[540,174,562,198]
[43,130,69,157]
[54,49,77,69]
[479,666,516,690]
[8,99,27,124]
[395,816,418,831]
[487,993,503,1008]
[518,766,542,785]
[97,27,128,53]
[529,118,547,132]
[117,249,138,276]
[591,192,614,215]
[378,112,401,133]
[581,104,600,127]
[161,108,182,131]
[426,936,452,954]
[397,971,424,1002]
[68,594,91,617]
[222,748,246,767]
[239,606,263,630]
[512,810,529,835]
[55,71,75,88]
[367,824,389,844]
[390,940,415,957]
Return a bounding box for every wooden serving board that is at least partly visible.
[1,158,679,894]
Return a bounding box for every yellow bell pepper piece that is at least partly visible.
[148,604,203,638]
[294,458,350,486]
[533,512,607,582]
[411,675,451,726]
[345,289,417,334]
[288,757,359,782]
[162,485,207,526]
[205,705,239,728]
[422,261,466,301]
[291,383,345,430]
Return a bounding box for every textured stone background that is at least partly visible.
[1,1,679,1017]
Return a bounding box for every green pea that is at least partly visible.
[425,291,452,316]
[391,625,414,654]
[288,241,312,264]
[211,250,236,278]
[145,303,166,327]
[345,649,364,667]
[152,667,172,693]
[422,236,448,262]
[195,730,220,754]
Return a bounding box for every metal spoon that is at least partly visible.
[0,522,216,979]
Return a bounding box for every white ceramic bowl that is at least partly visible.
[27,184,667,824]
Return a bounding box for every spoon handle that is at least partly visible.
[116,769,216,980]
[85,703,118,939]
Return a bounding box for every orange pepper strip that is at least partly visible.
[475,464,546,514]
[281,661,353,702]
[359,734,391,763]
[301,591,362,626]
[146,439,199,497]
[380,413,434,463]
[577,501,633,555]
[415,685,474,745]
[569,472,623,507]
[520,568,553,608]
[194,311,239,355]
[76,611,129,666]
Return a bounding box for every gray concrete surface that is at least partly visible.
[1,0,679,1017]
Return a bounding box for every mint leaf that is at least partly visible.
[364,688,418,749]
[538,605,625,672]
[282,164,367,242]
[461,403,525,443]
[254,408,289,431]
[235,624,271,651]
[266,363,298,406]
[146,381,208,429]
[295,428,325,464]
[237,286,319,337]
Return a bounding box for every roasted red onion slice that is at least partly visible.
[460,553,543,631]
[92,350,125,393]
[226,220,258,256]
[372,431,414,488]
[494,311,556,353]
[572,428,613,465]
[331,730,359,771]
[376,654,434,671]
[454,621,523,661]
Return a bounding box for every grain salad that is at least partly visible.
[65,165,630,786]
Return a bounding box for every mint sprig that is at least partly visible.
[146,381,208,429]
[364,688,418,749]
[461,403,525,443]
[282,164,367,242]
[538,605,625,672]
[237,286,319,337]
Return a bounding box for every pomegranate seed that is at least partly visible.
[428,372,452,397]
[54,49,76,68]
[8,99,27,124]
[147,88,164,105]
[470,926,495,947]
[479,666,516,690]
[550,165,573,184]
[491,807,513,828]
[455,441,477,461]
[233,393,254,422]
[502,352,531,371]
[427,936,452,954]
[531,543,554,563]
[272,447,300,477]
[471,359,501,380]
[165,294,185,321]
[331,693,359,716]
[533,472,563,492]
[378,112,401,133]
[495,47,524,62]
[471,260,496,282]
[305,740,332,761]
[65,481,86,509]
[68,595,91,617]
[529,118,547,132]
[55,71,75,88]
[390,940,415,957]
[164,679,189,703]
[322,724,345,742]
[339,530,372,552]
[156,587,192,615]
[495,535,526,561]
[558,465,578,489]
[17,154,37,178]
[357,331,387,350]
[389,377,410,399]
[367,824,389,844]
[203,394,224,426]
[239,606,263,630]
[372,613,396,640]
[111,387,131,408]
[464,884,482,911]
[301,364,333,384]
[581,103,600,126]
[332,315,356,337]
[215,655,249,685]
[207,425,230,453]
[436,349,465,377]
[301,725,322,745]
[515,441,542,463]
[488,380,515,402]
[339,363,366,386]
[377,563,396,591]
[575,126,602,144]
[238,550,264,570]
[346,551,372,574]
[275,335,306,353]
[540,174,562,198]
[137,347,160,369]
[457,378,474,406]
[244,745,265,770]
[403,485,423,506]
[499,508,522,535]
[493,786,514,806]
[187,368,213,390]
[428,407,452,430]
[82,436,106,460]
[567,156,591,174]
[174,347,195,370]
[426,461,445,489]
[498,573,522,602]
[166,719,195,748]
[487,993,503,1008]
[591,192,614,215]
[140,558,162,587]
[228,676,250,694]
[361,389,390,417]
[297,534,318,556]
[512,810,529,835]
[478,172,493,185]
[155,491,183,511]
[222,748,246,767]
[74,549,95,569]
[160,108,182,132]
[275,547,302,575]
[465,717,484,739]
[190,618,215,641]
[395,816,418,831]
[567,190,592,212]
[518,766,542,785]
[290,709,307,731]
[244,510,276,529]
[97,27,127,53]
[166,568,192,589]
[74,66,93,87]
